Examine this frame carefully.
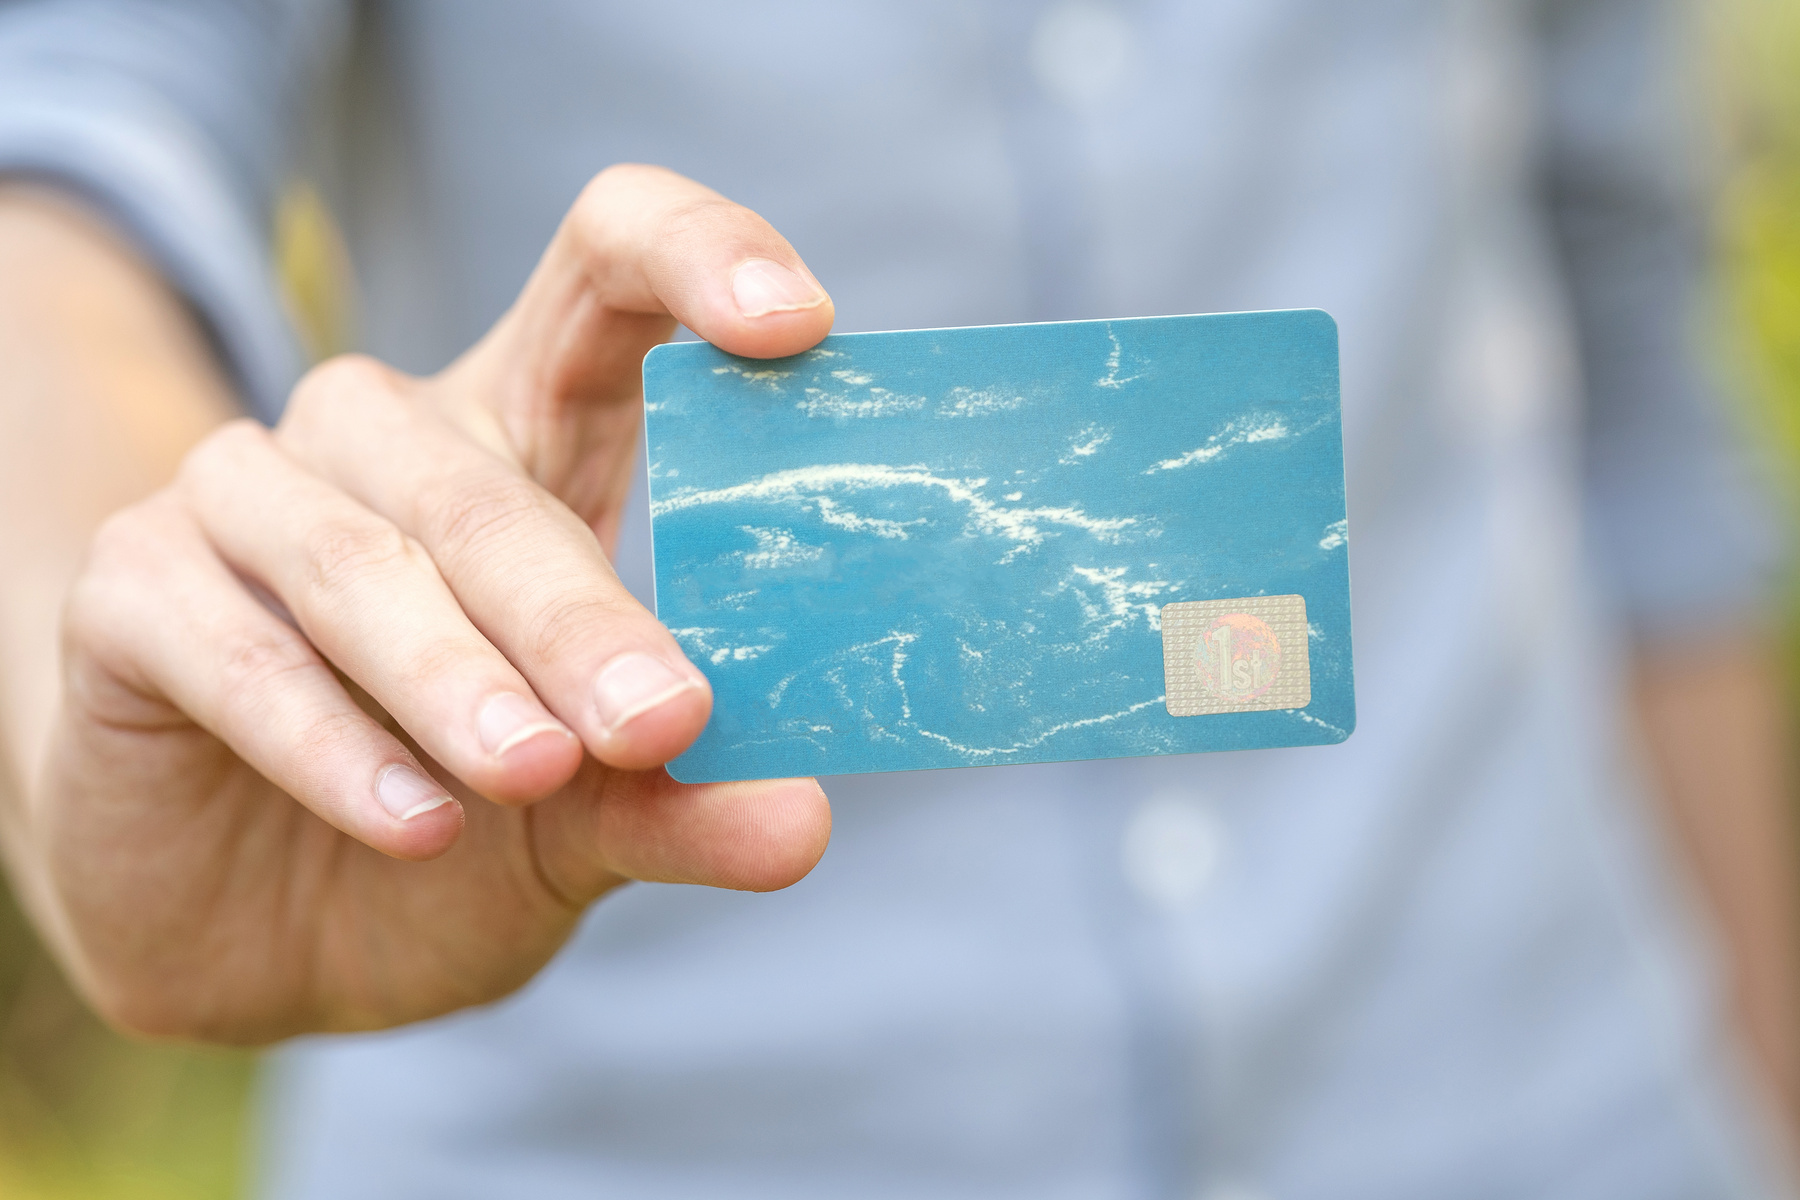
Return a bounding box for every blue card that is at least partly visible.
[642,310,1354,784]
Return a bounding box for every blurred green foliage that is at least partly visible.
[1718,0,1800,499]
[0,891,254,1199]
[0,7,1796,1199]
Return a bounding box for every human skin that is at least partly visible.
[0,167,835,1042]
[1633,643,1800,1140]
[0,175,1793,1150]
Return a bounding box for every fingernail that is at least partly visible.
[731,259,827,318]
[594,653,699,737]
[477,692,574,758]
[377,764,453,821]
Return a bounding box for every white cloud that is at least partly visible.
[1059,424,1113,465]
[796,387,925,419]
[1145,415,1292,473]
[939,386,1024,417]
[651,462,1137,562]
[1064,565,1177,639]
[734,526,825,569]
[1096,326,1143,389]
[668,625,780,666]
[710,362,793,391]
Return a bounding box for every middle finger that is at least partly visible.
[179,419,583,804]
[275,358,714,772]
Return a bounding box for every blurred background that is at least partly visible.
[0,3,1796,1196]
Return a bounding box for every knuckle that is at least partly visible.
[291,353,397,412]
[285,706,381,786]
[216,628,324,711]
[526,589,637,668]
[579,162,661,209]
[177,417,270,493]
[570,173,628,257]
[424,471,547,562]
[298,516,421,603]
[654,194,739,246]
[65,498,184,657]
[61,573,122,675]
[281,353,402,438]
[571,164,729,258]
[83,502,159,577]
[61,558,123,661]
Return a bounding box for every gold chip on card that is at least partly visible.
[1161,595,1312,717]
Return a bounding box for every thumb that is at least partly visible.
[449,163,835,429]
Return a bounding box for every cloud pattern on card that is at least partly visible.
[645,311,1353,782]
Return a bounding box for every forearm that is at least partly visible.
[1633,635,1800,1129]
[0,186,237,927]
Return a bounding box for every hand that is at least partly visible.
[35,165,835,1043]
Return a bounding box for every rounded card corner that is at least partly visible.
[1296,308,1339,338]
[663,756,711,786]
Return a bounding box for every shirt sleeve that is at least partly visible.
[0,0,349,422]
[1539,0,1789,639]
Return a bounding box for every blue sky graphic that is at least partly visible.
[643,310,1353,783]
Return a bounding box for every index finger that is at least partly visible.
[282,167,835,772]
